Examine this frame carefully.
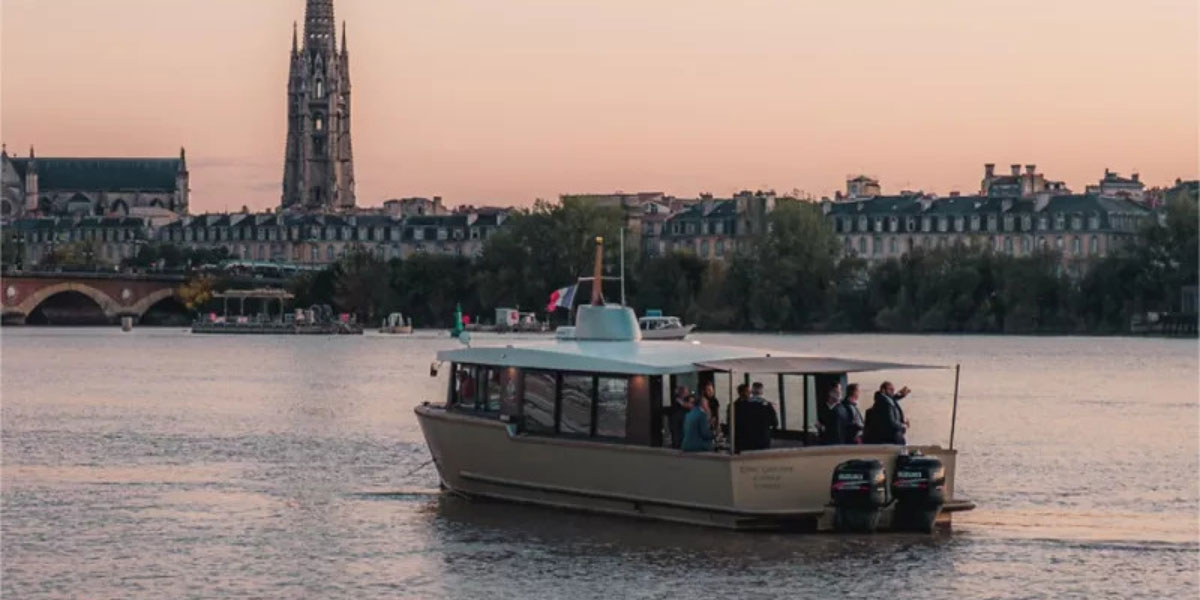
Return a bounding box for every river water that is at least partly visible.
[2,329,1196,599]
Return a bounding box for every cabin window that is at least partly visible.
[451,364,480,408]
[483,367,503,411]
[522,371,557,433]
[560,374,593,435]
[595,377,628,439]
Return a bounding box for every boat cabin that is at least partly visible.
[438,306,940,451]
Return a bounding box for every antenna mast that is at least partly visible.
[619,228,626,306]
[591,237,604,306]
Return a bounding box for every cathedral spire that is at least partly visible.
[303,0,336,49]
[292,21,298,54]
[283,0,355,212]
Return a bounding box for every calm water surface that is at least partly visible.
[2,329,1197,599]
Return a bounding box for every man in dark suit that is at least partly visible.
[732,383,778,452]
[837,383,865,444]
[864,381,911,445]
[818,381,844,445]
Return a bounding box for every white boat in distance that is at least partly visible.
[638,315,696,340]
[415,238,973,532]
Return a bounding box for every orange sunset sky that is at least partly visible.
[2,0,1197,213]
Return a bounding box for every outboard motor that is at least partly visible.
[890,454,946,532]
[830,459,888,533]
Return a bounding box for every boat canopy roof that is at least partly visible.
[438,341,945,376]
[695,356,946,374]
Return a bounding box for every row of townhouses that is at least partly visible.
[578,164,1186,270]
[2,148,1194,272]
[6,206,508,268]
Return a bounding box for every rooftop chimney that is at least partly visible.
[1025,164,1036,175]
[984,163,995,178]
[1010,164,1021,177]
[1132,172,1140,182]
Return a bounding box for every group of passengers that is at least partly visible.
[670,381,779,453]
[669,378,914,452]
[818,380,912,446]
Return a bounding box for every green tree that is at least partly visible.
[332,247,391,323]
[728,201,841,330]
[475,198,624,320]
[390,253,478,327]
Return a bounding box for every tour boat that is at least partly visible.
[637,315,696,340]
[415,239,974,532]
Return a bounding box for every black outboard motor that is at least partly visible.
[890,454,946,532]
[830,459,888,533]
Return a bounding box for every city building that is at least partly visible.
[844,175,881,199]
[281,0,356,211]
[382,197,449,218]
[824,191,1153,272]
[1,145,189,219]
[1085,169,1145,203]
[5,216,152,267]
[980,163,1069,197]
[650,191,777,260]
[1163,178,1199,205]
[152,207,508,266]
[560,192,672,251]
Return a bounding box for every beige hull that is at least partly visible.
[415,405,973,531]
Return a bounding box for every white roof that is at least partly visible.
[438,340,770,375]
[437,339,945,376]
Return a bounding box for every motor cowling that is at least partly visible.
[890,454,946,532]
[830,459,888,533]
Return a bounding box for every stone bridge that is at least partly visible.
[0,271,188,325]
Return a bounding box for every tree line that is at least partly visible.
[282,195,1196,334]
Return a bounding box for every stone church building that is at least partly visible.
[0,145,189,219]
[281,0,356,212]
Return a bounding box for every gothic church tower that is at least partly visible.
[282,0,355,211]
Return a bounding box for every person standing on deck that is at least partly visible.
[668,385,690,449]
[864,381,911,445]
[818,382,844,444]
[701,381,720,439]
[838,383,865,444]
[750,382,778,431]
[733,383,778,452]
[680,394,714,452]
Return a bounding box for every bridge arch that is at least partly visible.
[127,287,181,318]
[14,282,121,319]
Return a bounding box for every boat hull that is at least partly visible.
[415,405,972,531]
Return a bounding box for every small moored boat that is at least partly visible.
[638,315,696,340]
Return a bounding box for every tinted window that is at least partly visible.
[453,364,480,408]
[523,371,556,433]
[484,367,503,411]
[595,377,628,439]
[560,375,593,435]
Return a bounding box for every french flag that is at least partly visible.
[546,284,577,312]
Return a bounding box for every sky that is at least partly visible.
[2,0,1197,213]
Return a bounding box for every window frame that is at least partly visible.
[512,368,630,442]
